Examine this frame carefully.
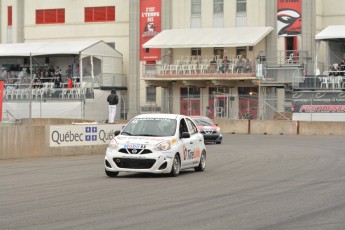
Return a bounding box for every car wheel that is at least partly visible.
[105,169,119,177]
[194,150,206,172]
[169,154,180,177]
[216,141,222,144]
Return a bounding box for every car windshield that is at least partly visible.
[121,118,177,136]
[192,117,213,126]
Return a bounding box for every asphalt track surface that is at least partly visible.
[1,134,345,230]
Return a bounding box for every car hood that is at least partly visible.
[115,135,173,147]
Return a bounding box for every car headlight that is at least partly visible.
[108,139,118,150]
[154,140,171,151]
[216,127,221,133]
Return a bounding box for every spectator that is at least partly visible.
[54,66,62,88]
[1,67,8,80]
[206,106,211,118]
[67,76,73,88]
[74,64,80,82]
[107,89,118,124]
[65,64,73,77]
[48,65,55,76]
[219,56,230,73]
[244,58,252,73]
[207,58,218,73]
[235,57,246,73]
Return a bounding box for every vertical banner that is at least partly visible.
[0,81,4,122]
[140,0,161,61]
[277,0,302,36]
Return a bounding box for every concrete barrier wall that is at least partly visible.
[2,119,345,160]
[250,120,298,135]
[299,121,345,135]
[214,119,249,134]
[0,125,108,160]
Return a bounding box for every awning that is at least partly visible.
[0,40,122,57]
[315,25,345,41]
[143,27,273,48]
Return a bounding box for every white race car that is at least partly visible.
[105,113,207,177]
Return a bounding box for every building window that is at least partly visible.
[36,9,65,24]
[214,0,223,14]
[213,0,224,27]
[85,6,115,22]
[236,0,247,27]
[8,6,12,26]
[236,0,246,13]
[236,47,247,59]
[214,48,224,59]
[191,0,201,28]
[191,48,201,57]
[146,87,156,102]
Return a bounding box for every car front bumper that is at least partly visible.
[202,133,222,142]
[105,149,174,174]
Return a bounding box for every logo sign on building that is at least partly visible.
[140,0,161,61]
[0,81,4,122]
[292,92,345,113]
[49,124,124,147]
[277,0,302,36]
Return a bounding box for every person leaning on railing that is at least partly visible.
[207,58,218,73]
[244,58,252,73]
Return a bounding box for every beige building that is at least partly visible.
[1,0,345,121]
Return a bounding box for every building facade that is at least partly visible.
[1,0,345,120]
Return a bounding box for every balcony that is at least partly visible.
[293,72,345,91]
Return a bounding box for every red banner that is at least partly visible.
[0,81,4,121]
[277,0,302,36]
[140,0,161,61]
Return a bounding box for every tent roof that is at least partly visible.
[143,27,273,48]
[0,40,112,57]
[315,25,345,41]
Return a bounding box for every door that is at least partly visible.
[180,87,200,116]
[179,118,201,167]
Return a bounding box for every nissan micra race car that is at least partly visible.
[105,114,207,177]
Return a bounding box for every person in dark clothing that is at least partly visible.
[107,89,118,123]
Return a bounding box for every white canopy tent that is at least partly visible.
[314,25,345,74]
[143,27,273,48]
[0,40,123,83]
[315,25,345,41]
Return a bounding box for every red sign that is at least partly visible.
[140,0,161,61]
[0,81,4,121]
[277,0,302,36]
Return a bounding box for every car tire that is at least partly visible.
[194,150,206,172]
[169,154,180,177]
[105,169,119,177]
[216,141,222,144]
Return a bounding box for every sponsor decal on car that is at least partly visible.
[124,143,146,149]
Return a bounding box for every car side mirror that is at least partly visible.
[180,132,190,139]
[114,130,121,136]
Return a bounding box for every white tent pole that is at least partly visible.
[79,55,82,83]
[315,41,320,75]
[91,56,94,89]
[29,54,33,120]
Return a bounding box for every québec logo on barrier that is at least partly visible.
[85,127,97,142]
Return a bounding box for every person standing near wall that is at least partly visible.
[107,89,118,124]
[206,106,211,118]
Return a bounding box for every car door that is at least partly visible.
[185,117,203,166]
[179,118,195,168]
[179,117,202,167]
